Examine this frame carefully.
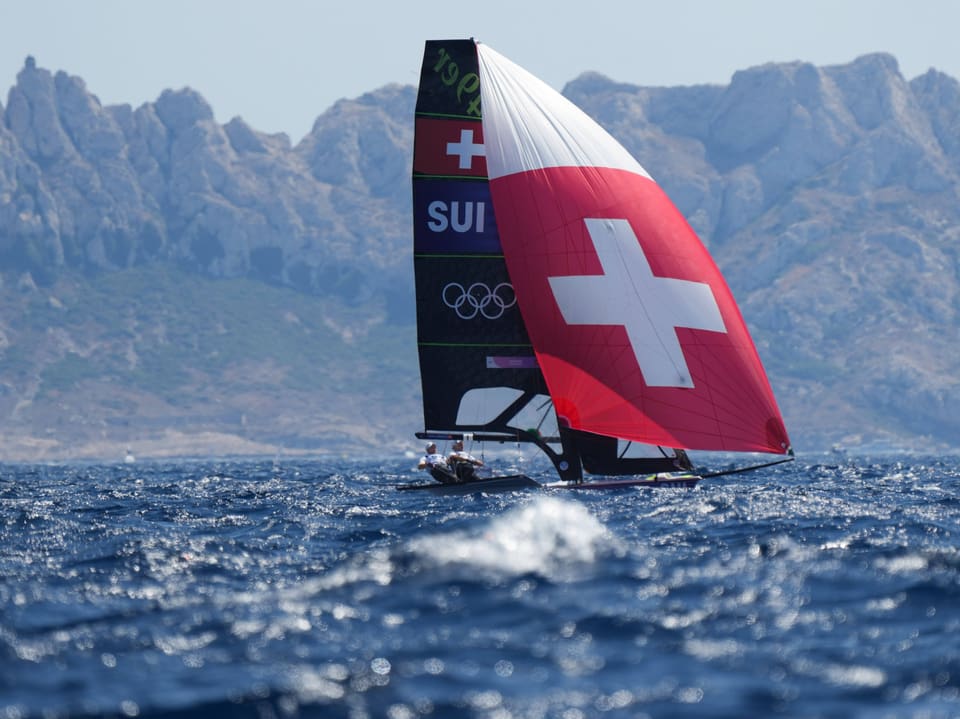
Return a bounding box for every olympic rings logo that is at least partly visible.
[442,282,517,320]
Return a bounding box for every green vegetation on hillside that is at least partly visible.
[0,265,421,455]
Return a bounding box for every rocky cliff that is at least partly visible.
[1,56,415,302]
[566,54,960,452]
[1,52,958,459]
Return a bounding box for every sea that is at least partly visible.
[1,453,958,719]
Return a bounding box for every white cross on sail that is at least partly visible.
[446,129,486,170]
[548,218,727,388]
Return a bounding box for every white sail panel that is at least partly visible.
[476,43,652,181]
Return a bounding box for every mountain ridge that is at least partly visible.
[1,51,958,460]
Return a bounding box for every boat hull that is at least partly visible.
[396,472,701,493]
[396,474,541,494]
[544,473,702,490]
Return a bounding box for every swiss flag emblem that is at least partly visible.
[413,118,487,177]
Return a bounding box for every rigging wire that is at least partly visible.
[700,454,795,479]
[535,397,553,435]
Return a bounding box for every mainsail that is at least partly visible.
[413,40,547,437]
[413,40,791,483]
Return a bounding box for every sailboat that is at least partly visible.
[398,39,792,493]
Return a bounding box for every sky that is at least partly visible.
[2,0,959,144]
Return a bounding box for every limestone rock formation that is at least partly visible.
[1,52,958,456]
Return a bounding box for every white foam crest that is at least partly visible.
[407,496,620,578]
[153,631,217,656]
[866,595,906,612]
[683,638,744,660]
[300,549,395,594]
[285,664,347,702]
[875,553,929,574]
[822,663,888,688]
[792,657,887,688]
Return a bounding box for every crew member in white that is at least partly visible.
[418,443,448,471]
[447,439,483,481]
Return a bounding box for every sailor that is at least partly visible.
[447,439,483,481]
[418,443,447,470]
[418,443,458,483]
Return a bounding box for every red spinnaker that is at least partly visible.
[476,42,790,454]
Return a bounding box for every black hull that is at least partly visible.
[396,474,541,494]
[546,473,701,490]
[396,472,702,494]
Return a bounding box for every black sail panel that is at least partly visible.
[413,40,546,433]
[573,431,694,475]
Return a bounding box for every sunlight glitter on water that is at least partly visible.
[2,457,960,718]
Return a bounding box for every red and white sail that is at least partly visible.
[476,43,790,454]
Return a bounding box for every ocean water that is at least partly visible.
[1,454,958,718]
